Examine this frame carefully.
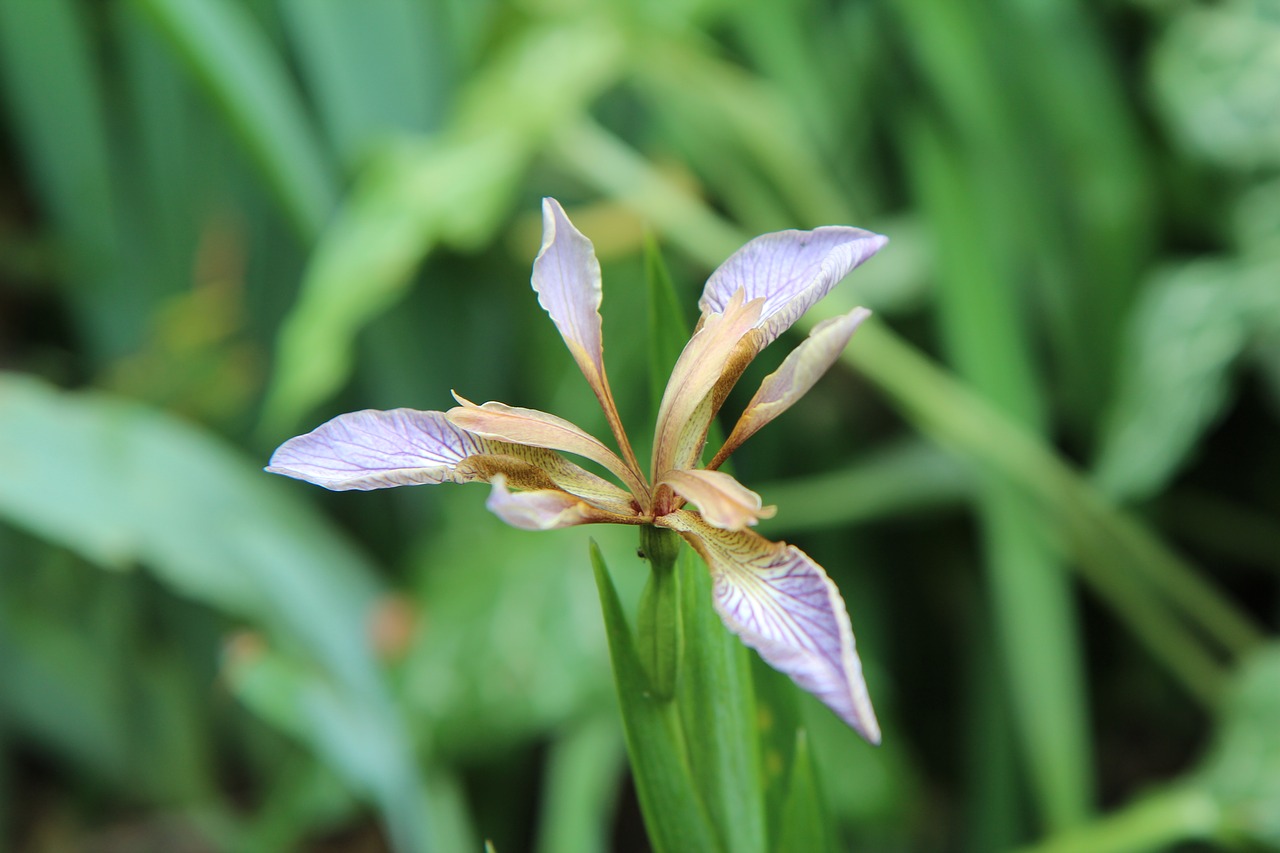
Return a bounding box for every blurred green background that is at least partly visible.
[1,0,1279,850]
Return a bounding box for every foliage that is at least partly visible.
[0,0,1278,850]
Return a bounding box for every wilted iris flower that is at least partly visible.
[268,199,887,743]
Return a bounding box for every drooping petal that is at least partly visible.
[661,468,776,531]
[652,290,764,479]
[267,409,637,515]
[267,408,494,490]
[658,510,881,744]
[447,395,649,501]
[532,198,642,475]
[699,227,886,350]
[711,308,871,470]
[486,475,641,530]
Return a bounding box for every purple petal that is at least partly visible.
[659,510,881,744]
[532,198,606,380]
[267,409,487,490]
[699,227,886,349]
[532,199,642,473]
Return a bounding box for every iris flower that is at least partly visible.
[267,199,887,744]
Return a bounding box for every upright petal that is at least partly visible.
[652,290,764,478]
[447,396,649,501]
[661,468,776,531]
[267,408,636,515]
[711,308,871,469]
[532,198,642,475]
[658,510,881,744]
[699,227,886,350]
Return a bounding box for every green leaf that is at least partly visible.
[1094,260,1269,503]
[0,374,433,850]
[226,642,474,853]
[646,233,693,417]
[1199,644,1280,845]
[279,0,443,166]
[775,730,835,853]
[534,715,626,853]
[259,19,625,434]
[1152,1,1280,170]
[590,541,723,853]
[0,0,139,358]
[677,547,767,853]
[133,0,339,240]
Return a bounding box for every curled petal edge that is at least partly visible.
[661,468,775,531]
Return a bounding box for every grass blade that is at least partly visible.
[590,541,723,853]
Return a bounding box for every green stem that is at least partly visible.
[638,526,683,701]
[1014,785,1219,853]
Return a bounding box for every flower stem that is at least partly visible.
[638,526,684,701]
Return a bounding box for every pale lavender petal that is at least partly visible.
[532,198,606,380]
[699,227,886,349]
[485,475,637,531]
[267,408,638,518]
[659,510,881,744]
[712,308,871,469]
[532,198,642,473]
[267,409,488,490]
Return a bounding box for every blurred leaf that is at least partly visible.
[1199,644,1280,845]
[646,233,692,417]
[1095,259,1280,502]
[0,0,140,357]
[1153,0,1280,170]
[0,374,435,849]
[907,109,1091,831]
[402,499,629,755]
[133,0,339,239]
[280,0,444,167]
[226,639,471,852]
[260,18,625,434]
[534,715,626,853]
[1233,176,1280,259]
[756,439,970,535]
[676,546,766,853]
[775,730,835,853]
[590,541,723,853]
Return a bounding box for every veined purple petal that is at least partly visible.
[659,510,881,744]
[266,409,489,490]
[268,409,639,516]
[699,227,886,349]
[532,198,606,379]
